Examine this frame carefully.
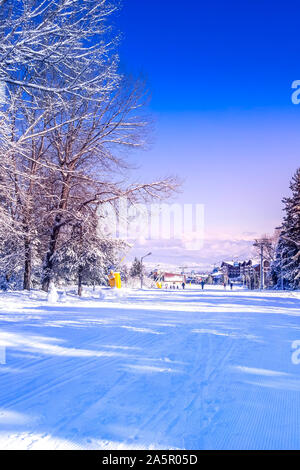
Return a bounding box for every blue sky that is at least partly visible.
[115,0,300,269]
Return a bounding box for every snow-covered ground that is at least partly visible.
[0,285,300,450]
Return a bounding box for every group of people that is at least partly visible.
[164,280,206,290]
[165,283,185,290]
[163,280,235,290]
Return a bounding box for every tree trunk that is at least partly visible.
[42,216,62,292]
[23,238,32,290]
[42,181,71,292]
[78,266,83,297]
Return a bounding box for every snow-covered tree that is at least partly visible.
[40,87,178,291]
[0,0,121,289]
[52,219,127,296]
[0,0,120,101]
[0,0,179,292]
[253,231,280,288]
[271,169,300,289]
[129,257,143,279]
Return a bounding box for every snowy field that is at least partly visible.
[0,286,300,450]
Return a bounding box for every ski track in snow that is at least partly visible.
[0,286,299,449]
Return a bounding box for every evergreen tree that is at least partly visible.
[129,257,143,278]
[271,168,300,289]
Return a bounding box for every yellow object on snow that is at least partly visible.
[108,271,121,289]
[156,281,162,289]
[114,272,121,289]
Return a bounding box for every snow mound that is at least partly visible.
[98,289,105,300]
[111,288,126,299]
[47,283,58,303]
[59,290,67,303]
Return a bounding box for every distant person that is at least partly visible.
[223,281,227,290]
[182,282,185,289]
[201,280,205,290]
[230,282,233,290]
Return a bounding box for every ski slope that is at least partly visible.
[0,286,300,450]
